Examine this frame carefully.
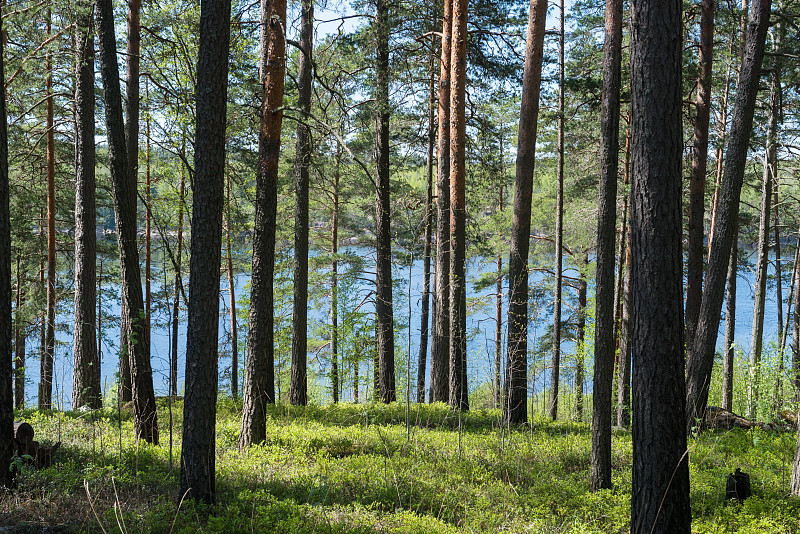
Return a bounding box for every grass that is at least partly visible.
[3,400,800,533]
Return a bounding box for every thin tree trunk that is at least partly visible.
[747,68,778,419]
[179,0,231,503]
[721,218,738,411]
[289,0,313,407]
[97,0,158,444]
[685,0,715,347]
[549,0,565,421]
[576,253,588,421]
[612,133,629,346]
[629,0,691,530]
[0,6,14,486]
[448,0,468,411]
[773,181,784,413]
[14,256,23,409]
[591,0,622,491]
[172,163,184,398]
[707,37,734,262]
[495,146,504,410]
[795,210,800,399]
[375,0,395,404]
[41,7,55,411]
[72,1,98,409]
[685,0,771,432]
[226,173,237,398]
[505,0,547,425]
[431,0,451,404]
[417,35,435,404]
[331,149,340,403]
[239,0,285,447]
[616,220,632,427]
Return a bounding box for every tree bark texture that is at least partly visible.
[41,8,55,411]
[629,0,691,531]
[431,0,452,404]
[685,0,771,432]
[14,261,23,409]
[96,0,158,443]
[172,168,184,397]
[418,36,436,404]
[225,174,237,398]
[616,224,632,427]
[72,2,99,409]
[722,221,738,412]
[375,0,395,404]
[178,0,230,504]
[331,152,340,403]
[504,0,547,424]
[792,419,800,495]
[448,0,468,411]
[576,253,588,421]
[289,0,313,407]
[549,0,566,422]
[0,9,15,488]
[685,0,714,347]
[591,0,622,491]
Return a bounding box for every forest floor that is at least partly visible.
[2,400,800,533]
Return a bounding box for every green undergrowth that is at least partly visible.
[3,401,800,532]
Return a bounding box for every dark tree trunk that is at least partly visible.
[685,0,715,347]
[575,253,588,421]
[97,0,158,444]
[225,174,237,398]
[616,222,632,427]
[794,211,800,398]
[172,166,185,398]
[41,8,55,411]
[549,0,565,421]
[591,0,622,491]
[747,72,777,419]
[792,420,800,495]
[772,182,784,413]
[505,0,547,425]
[448,0,468,411]
[120,0,142,403]
[375,0,395,404]
[721,219,738,411]
[431,0,451,404]
[0,10,14,488]
[72,1,99,409]
[685,0,771,432]
[629,0,691,531]
[417,35,435,404]
[14,258,23,410]
[97,0,158,443]
[289,0,313,407]
[331,149,341,403]
[179,0,231,503]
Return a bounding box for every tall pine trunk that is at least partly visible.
[431,0,451,404]
[375,0,395,403]
[417,33,435,404]
[41,7,55,410]
[685,0,715,347]
[289,0,314,406]
[240,0,285,447]
[505,0,547,424]
[0,6,14,487]
[549,0,565,421]
[591,0,622,491]
[448,0,468,411]
[179,0,231,503]
[629,0,691,530]
[331,149,340,403]
[72,1,99,409]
